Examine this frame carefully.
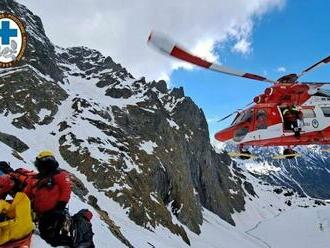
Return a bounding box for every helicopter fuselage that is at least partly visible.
[215,94,330,147]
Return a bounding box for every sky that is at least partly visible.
[18,0,330,139]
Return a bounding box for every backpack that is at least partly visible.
[38,209,72,247]
[38,209,94,248]
[70,209,95,248]
[9,169,37,194]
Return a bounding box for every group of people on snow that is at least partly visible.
[0,151,95,247]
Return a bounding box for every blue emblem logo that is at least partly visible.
[312,119,319,128]
[0,13,27,67]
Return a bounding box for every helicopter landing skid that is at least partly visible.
[272,153,302,159]
[228,151,258,160]
[272,148,301,160]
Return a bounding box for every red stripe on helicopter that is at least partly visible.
[242,73,267,81]
[171,46,212,68]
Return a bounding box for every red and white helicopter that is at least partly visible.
[148,31,330,159]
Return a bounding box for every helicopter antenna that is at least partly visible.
[148,31,276,84]
[217,101,253,123]
[217,110,241,123]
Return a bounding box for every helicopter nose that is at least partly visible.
[215,128,233,142]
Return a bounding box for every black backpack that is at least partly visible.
[70,209,95,248]
[38,209,72,247]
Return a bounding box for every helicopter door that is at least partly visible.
[300,108,317,132]
[233,109,254,142]
[256,109,268,130]
[252,109,269,140]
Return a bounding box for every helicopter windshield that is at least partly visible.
[231,110,253,126]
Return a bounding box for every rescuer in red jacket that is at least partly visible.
[23,150,72,214]
[26,150,72,246]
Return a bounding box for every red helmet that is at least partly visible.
[84,210,93,221]
[77,209,93,221]
[0,175,14,195]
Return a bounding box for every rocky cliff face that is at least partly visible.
[0,1,248,245]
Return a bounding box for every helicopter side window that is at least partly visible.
[321,107,330,117]
[301,109,316,118]
[256,109,267,129]
[245,110,253,122]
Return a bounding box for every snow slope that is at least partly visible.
[249,206,330,248]
[230,159,330,248]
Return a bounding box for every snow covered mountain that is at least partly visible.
[1,1,330,247]
[214,142,330,199]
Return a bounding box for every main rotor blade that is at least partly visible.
[148,31,276,84]
[301,82,330,87]
[297,55,330,79]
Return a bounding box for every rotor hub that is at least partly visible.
[277,73,299,84]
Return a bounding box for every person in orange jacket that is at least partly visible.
[0,174,15,199]
[0,162,36,200]
[23,150,72,215]
[24,150,72,246]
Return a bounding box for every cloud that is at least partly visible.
[277,66,287,72]
[232,39,252,54]
[18,0,285,81]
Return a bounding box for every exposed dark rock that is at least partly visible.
[284,190,294,197]
[88,195,134,248]
[151,80,167,93]
[314,200,326,206]
[244,181,257,198]
[106,88,133,99]
[0,132,29,152]
[273,188,283,194]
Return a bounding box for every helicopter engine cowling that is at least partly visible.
[254,94,265,104]
[264,87,274,96]
[308,88,319,95]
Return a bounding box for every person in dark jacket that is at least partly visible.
[71,209,95,248]
[283,105,303,137]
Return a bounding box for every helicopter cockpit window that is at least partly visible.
[256,109,267,129]
[231,110,253,126]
